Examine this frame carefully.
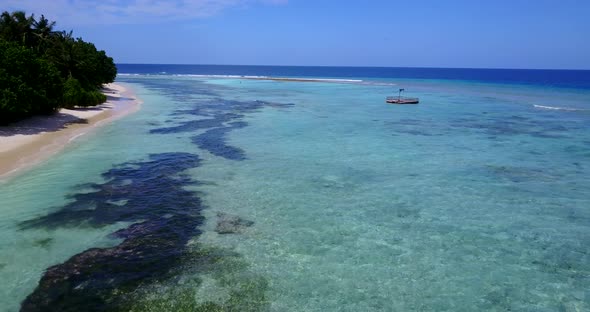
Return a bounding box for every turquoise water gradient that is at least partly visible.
[1,76,589,311]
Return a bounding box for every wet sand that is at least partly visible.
[0,83,141,181]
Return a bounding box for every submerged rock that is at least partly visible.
[215,213,254,234]
[32,237,54,249]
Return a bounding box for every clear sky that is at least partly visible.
[4,0,590,69]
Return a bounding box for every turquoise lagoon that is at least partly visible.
[1,70,589,311]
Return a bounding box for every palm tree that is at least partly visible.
[33,15,56,37]
[0,11,34,46]
[32,14,57,53]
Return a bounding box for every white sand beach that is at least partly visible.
[0,83,141,180]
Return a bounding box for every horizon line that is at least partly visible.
[115,63,590,71]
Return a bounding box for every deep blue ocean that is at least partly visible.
[1,64,589,311]
[117,64,590,89]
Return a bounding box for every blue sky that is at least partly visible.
[5,0,590,69]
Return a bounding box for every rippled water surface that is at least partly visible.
[1,73,589,311]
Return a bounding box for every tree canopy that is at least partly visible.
[0,11,117,125]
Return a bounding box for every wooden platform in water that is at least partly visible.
[386,96,419,104]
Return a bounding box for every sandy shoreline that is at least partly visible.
[0,83,141,181]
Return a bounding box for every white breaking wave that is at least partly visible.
[178,75,364,83]
[533,104,587,111]
[117,73,364,84]
[359,81,397,86]
[173,74,268,79]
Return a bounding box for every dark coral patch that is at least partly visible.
[482,164,558,183]
[20,153,201,229]
[20,153,205,311]
[149,112,243,134]
[22,216,202,312]
[149,96,293,161]
[449,114,577,138]
[191,122,248,160]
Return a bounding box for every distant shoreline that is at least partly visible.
[0,83,141,181]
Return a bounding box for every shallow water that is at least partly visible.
[1,75,589,311]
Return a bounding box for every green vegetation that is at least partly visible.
[0,11,116,125]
